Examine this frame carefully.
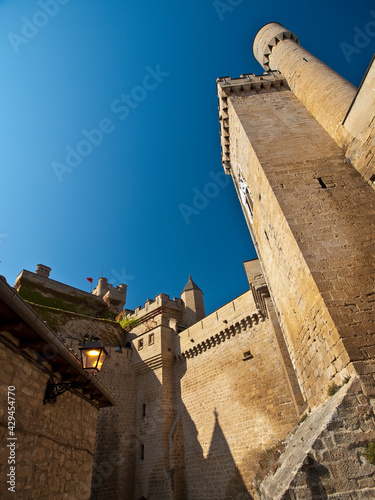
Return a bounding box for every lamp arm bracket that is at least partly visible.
[43,379,90,404]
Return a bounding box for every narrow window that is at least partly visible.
[149,333,154,345]
[142,404,146,417]
[316,177,335,188]
[141,444,145,461]
[317,177,327,189]
[370,174,375,185]
[243,350,253,361]
[138,339,143,350]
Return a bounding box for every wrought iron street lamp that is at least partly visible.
[79,339,108,373]
[43,339,108,404]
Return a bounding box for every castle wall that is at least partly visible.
[244,260,306,415]
[132,325,176,500]
[19,302,133,499]
[218,78,375,407]
[91,348,137,500]
[174,290,299,498]
[0,336,98,500]
[28,304,125,347]
[253,22,375,186]
[92,278,127,315]
[15,269,126,318]
[128,294,183,322]
[260,378,375,500]
[14,270,109,318]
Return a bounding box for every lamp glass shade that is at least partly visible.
[80,340,108,373]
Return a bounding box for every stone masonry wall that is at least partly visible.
[243,260,306,415]
[222,83,375,408]
[132,324,176,500]
[174,290,300,499]
[15,270,109,318]
[265,37,356,149]
[123,294,183,324]
[0,339,98,500]
[253,22,375,189]
[261,378,375,499]
[90,347,136,500]
[18,301,132,499]
[29,303,125,347]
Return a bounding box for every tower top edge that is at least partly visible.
[253,22,299,70]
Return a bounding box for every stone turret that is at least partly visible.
[180,275,205,327]
[92,277,127,314]
[253,22,356,148]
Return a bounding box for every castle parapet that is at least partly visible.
[127,293,184,320]
[177,290,260,356]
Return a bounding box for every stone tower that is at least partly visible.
[217,22,375,408]
[181,275,205,327]
[253,23,356,150]
[253,22,375,185]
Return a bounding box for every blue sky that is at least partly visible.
[0,0,374,314]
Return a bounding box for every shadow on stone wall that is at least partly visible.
[103,342,254,500]
[173,358,253,500]
[90,344,137,500]
[182,407,253,499]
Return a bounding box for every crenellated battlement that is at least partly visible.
[92,277,126,307]
[92,277,127,315]
[124,293,184,319]
[217,71,288,93]
[92,277,127,297]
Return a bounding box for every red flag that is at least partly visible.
[86,277,93,283]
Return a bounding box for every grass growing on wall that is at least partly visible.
[363,442,375,465]
[118,316,139,331]
[19,286,98,316]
